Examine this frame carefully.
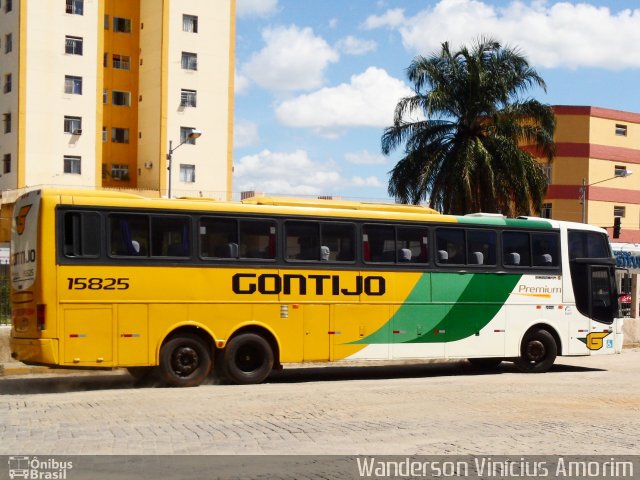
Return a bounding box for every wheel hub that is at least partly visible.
[526,340,546,362]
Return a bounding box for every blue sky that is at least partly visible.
[233,0,640,201]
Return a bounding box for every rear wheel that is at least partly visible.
[159,334,212,387]
[515,329,557,373]
[223,333,274,385]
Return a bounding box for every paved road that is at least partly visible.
[1,350,639,456]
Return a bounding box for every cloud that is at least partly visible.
[234,120,260,148]
[241,25,339,92]
[234,149,384,195]
[345,150,387,165]
[236,0,278,18]
[234,149,342,195]
[336,36,377,55]
[275,67,412,136]
[366,0,640,70]
[364,8,407,29]
[234,70,250,94]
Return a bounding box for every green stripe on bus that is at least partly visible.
[351,272,522,345]
[456,217,553,229]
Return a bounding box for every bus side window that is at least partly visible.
[321,223,355,262]
[285,221,319,260]
[109,214,149,257]
[151,216,191,257]
[240,220,276,259]
[435,228,465,265]
[199,217,238,259]
[532,233,559,267]
[362,225,395,263]
[502,232,530,267]
[397,226,429,264]
[467,229,496,266]
[63,211,101,258]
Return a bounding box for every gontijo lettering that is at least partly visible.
[232,273,386,296]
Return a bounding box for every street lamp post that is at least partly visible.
[167,128,202,198]
[580,169,633,223]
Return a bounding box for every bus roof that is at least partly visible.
[27,187,588,231]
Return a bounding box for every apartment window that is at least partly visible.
[614,206,626,218]
[5,0,12,13]
[183,14,198,33]
[104,15,109,29]
[2,154,10,174]
[64,75,82,94]
[180,89,197,107]
[63,155,81,174]
[3,74,11,93]
[102,126,107,143]
[3,112,10,133]
[542,163,552,183]
[615,165,628,177]
[4,33,12,53]
[63,116,82,134]
[65,36,83,55]
[113,17,132,33]
[103,89,108,104]
[181,52,197,71]
[111,127,129,144]
[66,0,83,15]
[180,126,197,145]
[615,124,627,137]
[541,202,552,219]
[103,52,108,67]
[112,54,130,70]
[179,164,195,183]
[111,164,129,180]
[112,90,131,106]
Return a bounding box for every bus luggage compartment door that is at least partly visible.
[62,305,113,365]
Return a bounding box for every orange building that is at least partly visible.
[540,106,640,242]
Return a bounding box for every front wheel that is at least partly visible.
[223,333,274,385]
[159,334,212,387]
[515,329,557,373]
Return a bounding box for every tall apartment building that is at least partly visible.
[539,106,640,242]
[0,0,235,206]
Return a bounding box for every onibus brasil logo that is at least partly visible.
[8,456,73,479]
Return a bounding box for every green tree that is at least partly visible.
[382,37,555,215]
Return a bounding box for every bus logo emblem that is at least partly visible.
[579,331,611,350]
[15,205,32,236]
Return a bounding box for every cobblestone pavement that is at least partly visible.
[1,350,639,456]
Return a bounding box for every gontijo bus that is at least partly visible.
[10,188,624,387]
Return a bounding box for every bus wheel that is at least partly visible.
[515,329,557,373]
[223,333,274,385]
[159,334,212,387]
[468,358,502,370]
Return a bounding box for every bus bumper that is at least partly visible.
[10,338,59,365]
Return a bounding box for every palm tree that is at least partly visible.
[382,37,555,216]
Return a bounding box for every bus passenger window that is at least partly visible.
[363,225,395,263]
[285,222,319,260]
[63,211,100,258]
[240,220,276,259]
[435,228,465,265]
[467,229,496,266]
[532,233,559,267]
[321,223,355,262]
[109,214,149,257]
[151,216,190,257]
[199,218,238,259]
[502,232,530,267]
[397,226,429,263]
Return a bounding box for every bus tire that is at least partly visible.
[468,358,502,369]
[515,329,557,373]
[159,334,212,387]
[223,333,274,385]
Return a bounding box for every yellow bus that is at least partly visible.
[10,188,624,386]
